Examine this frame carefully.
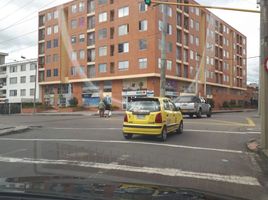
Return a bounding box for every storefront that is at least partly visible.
[82,82,100,107]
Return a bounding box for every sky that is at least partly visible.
[0,0,260,84]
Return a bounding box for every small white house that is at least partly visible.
[0,59,39,104]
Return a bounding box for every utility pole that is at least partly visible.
[160,3,167,97]
[260,0,268,154]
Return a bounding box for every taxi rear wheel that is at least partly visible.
[123,133,133,139]
[176,121,183,134]
[160,126,167,142]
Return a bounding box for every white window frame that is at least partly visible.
[118,60,129,70]
[118,6,129,18]
[99,12,107,23]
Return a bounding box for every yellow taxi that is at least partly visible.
[122,97,183,141]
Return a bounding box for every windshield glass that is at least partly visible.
[0,0,266,200]
[127,100,160,112]
[174,96,194,103]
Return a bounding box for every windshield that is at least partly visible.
[174,96,195,103]
[127,100,160,112]
[0,0,266,200]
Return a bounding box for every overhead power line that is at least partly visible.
[0,30,37,46]
[151,1,260,13]
[0,0,16,11]
[0,0,60,33]
[0,0,35,22]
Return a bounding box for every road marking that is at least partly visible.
[246,118,256,127]
[0,156,260,186]
[0,148,27,156]
[0,138,243,154]
[185,129,260,135]
[184,121,251,127]
[44,127,260,135]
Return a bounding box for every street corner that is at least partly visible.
[0,126,30,136]
[247,138,260,152]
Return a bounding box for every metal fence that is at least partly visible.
[0,103,21,114]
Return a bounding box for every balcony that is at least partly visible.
[0,71,7,78]
[87,0,95,14]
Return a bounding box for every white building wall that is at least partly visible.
[4,59,39,103]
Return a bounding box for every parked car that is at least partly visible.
[123,97,183,141]
[173,96,212,118]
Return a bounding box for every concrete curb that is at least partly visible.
[0,126,30,136]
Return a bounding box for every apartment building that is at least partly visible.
[0,59,39,104]
[38,0,247,109]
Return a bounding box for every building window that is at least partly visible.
[53,68,58,76]
[167,24,172,35]
[79,50,85,59]
[71,51,77,60]
[53,54,59,62]
[118,42,129,53]
[71,19,77,29]
[183,65,188,78]
[190,34,194,44]
[9,90,17,97]
[195,22,199,31]
[99,46,107,56]
[167,42,172,52]
[98,28,107,39]
[30,75,35,82]
[53,25,58,33]
[190,50,194,60]
[118,6,129,18]
[71,35,76,44]
[71,4,77,13]
[87,32,95,46]
[79,17,85,27]
[87,16,95,29]
[118,24,129,36]
[10,77,17,84]
[118,61,129,70]
[190,19,194,29]
[183,49,188,62]
[99,12,107,22]
[98,63,107,73]
[139,20,148,31]
[87,49,95,62]
[71,67,76,76]
[30,64,36,70]
[21,64,26,71]
[159,5,172,17]
[46,69,51,77]
[20,76,26,83]
[47,12,52,21]
[10,65,17,73]
[167,60,172,70]
[195,7,200,16]
[139,2,148,12]
[47,27,52,35]
[79,34,85,42]
[54,10,58,19]
[139,39,147,50]
[46,55,51,64]
[30,89,35,96]
[20,89,26,97]
[138,58,147,69]
[53,39,58,48]
[47,40,51,49]
[195,36,199,46]
[79,2,85,12]
[98,0,107,5]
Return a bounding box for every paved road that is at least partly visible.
[0,111,266,199]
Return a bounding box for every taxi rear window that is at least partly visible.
[127,99,160,112]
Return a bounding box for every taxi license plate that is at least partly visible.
[136,115,145,119]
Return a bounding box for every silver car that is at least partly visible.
[174,96,212,118]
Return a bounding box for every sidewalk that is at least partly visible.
[17,109,256,117]
[0,124,30,136]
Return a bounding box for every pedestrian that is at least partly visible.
[98,99,105,118]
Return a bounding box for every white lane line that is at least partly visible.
[0,156,260,186]
[44,127,261,135]
[0,138,243,154]
[0,148,27,156]
[185,129,261,135]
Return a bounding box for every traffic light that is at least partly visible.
[144,0,151,6]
